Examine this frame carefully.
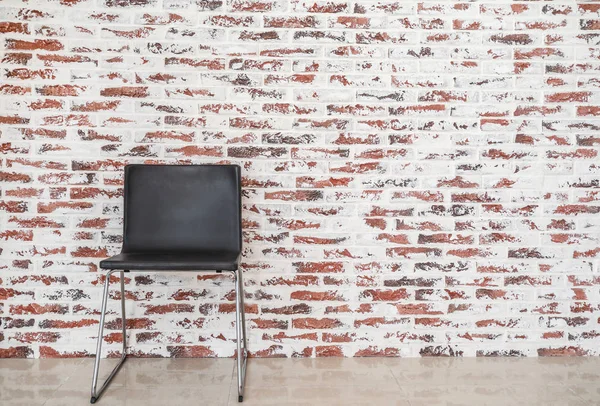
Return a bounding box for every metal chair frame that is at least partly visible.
[90,268,248,403]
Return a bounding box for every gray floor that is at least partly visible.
[0,357,598,405]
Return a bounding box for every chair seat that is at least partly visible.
[99,251,240,271]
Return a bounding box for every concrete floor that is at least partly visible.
[0,356,598,405]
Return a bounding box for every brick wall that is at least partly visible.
[1,0,600,359]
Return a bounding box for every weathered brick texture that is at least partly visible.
[1,0,600,358]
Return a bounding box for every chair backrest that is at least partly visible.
[122,164,242,254]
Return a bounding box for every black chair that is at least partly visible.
[90,164,248,403]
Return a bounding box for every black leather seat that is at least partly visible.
[100,251,240,271]
[100,164,242,269]
[91,164,248,404]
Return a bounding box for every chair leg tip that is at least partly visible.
[90,397,97,404]
[238,395,243,402]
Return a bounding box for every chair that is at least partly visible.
[90,164,248,403]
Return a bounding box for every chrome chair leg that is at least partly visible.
[90,270,128,404]
[233,269,248,402]
[238,269,248,352]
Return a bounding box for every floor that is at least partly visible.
[0,357,598,406]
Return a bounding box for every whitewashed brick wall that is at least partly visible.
[1,0,600,358]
